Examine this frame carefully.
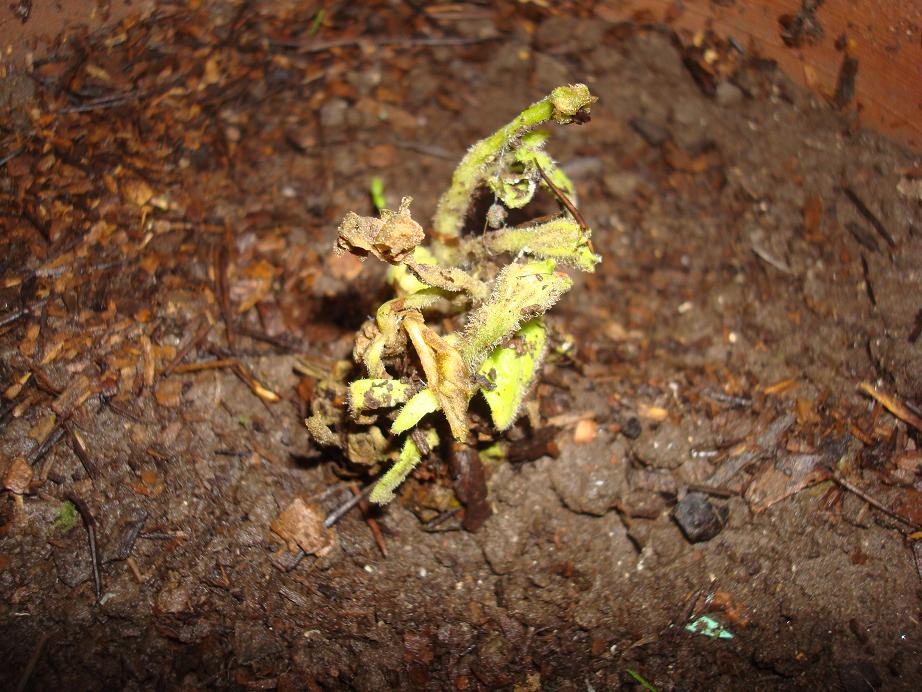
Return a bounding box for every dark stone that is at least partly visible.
[621,416,642,439]
[672,492,728,543]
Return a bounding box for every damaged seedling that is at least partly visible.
[306,84,601,506]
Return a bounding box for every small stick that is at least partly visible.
[535,161,589,231]
[105,400,148,424]
[29,365,63,395]
[0,399,16,426]
[236,325,301,351]
[65,424,100,481]
[0,147,24,168]
[15,632,49,692]
[213,243,236,352]
[686,483,737,499]
[139,530,188,541]
[56,92,139,113]
[64,492,103,601]
[170,358,280,402]
[306,482,350,504]
[391,139,454,161]
[842,187,895,248]
[27,423,65,467]
[126,557,145,583]
[833,476,922,530]
[324,482,376,527]
[351,482,388,558]
[171,357,237,373]
[858,382,922,433]
[422,507,462,532]
[114,512,148,560]
[0,299,47,329]
[908,308,922,344]
[703,389,752,408]
[161,318,214,377]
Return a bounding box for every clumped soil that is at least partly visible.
[1,2,921,690]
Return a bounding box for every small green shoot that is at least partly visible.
[370,177,387,213]
[478,318,546,430]
[308,9,325,37]
[626,669,658,692]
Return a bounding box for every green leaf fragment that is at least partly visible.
[391,388,439,435]
[308,9,325,37]
[478,442,506,464]
[478,318,547,430]
[348,378,412,414]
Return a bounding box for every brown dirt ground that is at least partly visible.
[1,2,921,690]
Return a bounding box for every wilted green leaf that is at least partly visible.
[391,388,439,434]
[461,259,571,370]
[348,378,412,414]
[478,318,547,430]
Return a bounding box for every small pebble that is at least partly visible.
[673,492,728,543]
[716,80,743,107]
[573,419,598,444]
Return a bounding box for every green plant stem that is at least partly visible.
[432,84,594,250]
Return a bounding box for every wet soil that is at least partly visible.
[1,2,921,690]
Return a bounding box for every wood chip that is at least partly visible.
[28,413,57,443]
[52,374,95,417]
[2,457,33,494]
[154,379,183,408]
[140,334,155,387]
[763,378,799,396]
[638,404,668,422]
[121,178,154,206]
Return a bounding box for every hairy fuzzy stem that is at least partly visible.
[432,84,595,252]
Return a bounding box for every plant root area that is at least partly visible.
[1,2,921,690]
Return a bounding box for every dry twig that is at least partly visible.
[833,476,922,530]
[64,492,103,601]
[858,382,922,433]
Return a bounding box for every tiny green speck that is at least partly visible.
[54,500,78,533]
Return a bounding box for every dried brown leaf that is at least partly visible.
[271,498,335,556]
